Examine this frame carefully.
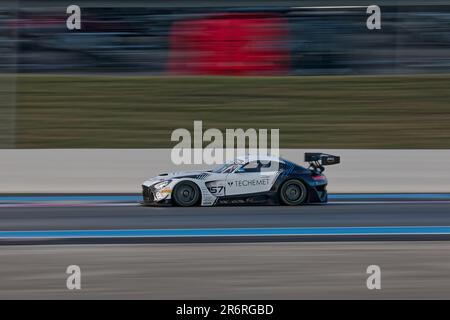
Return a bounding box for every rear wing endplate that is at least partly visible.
[305,153,340,172]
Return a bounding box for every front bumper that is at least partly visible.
[142,185,155,204]
[142,185,172,206]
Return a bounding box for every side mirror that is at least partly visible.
[235,168,246,173]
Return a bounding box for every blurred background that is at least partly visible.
[1,0,450,149]
[2,1,450,75]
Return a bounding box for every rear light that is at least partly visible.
[312,174,326,181]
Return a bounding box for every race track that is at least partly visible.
[1,194,450,244]
[2,242,450,299]
[2,194,450,299]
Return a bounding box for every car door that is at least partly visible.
[225,161,279,196]
[205,163,239,197]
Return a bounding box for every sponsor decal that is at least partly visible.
[233,178,270,187]
[207,185,225,195]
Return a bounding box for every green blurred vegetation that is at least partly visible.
[0,76,15,148]
[14,74,450,148]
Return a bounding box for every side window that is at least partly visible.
[241,161,261,173]
[240,160,281,173]
[223,164,239,174]
[260,161,280,172]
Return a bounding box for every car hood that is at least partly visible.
[143,170,211,186]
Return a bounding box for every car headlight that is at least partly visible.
[154,180,171,189]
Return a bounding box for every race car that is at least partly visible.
[141,153,340,207]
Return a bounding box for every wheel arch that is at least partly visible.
[172,179,203,206]
[272,174,311,193]
[277,177,310,205]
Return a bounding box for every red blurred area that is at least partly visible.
[168,13,291,75]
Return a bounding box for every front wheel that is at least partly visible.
[172,181,201,207]
[279,180,308,206]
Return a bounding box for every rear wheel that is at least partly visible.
[279,180,307,206]
[172,181,200,207]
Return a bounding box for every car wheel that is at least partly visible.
[279,180,307,206]
[172,181,201,207]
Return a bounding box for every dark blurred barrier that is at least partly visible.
[0,5,450,75]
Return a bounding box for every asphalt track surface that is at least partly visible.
[1,194,450,244]
[2,195,450,299]
[2,202,450,230]
[2,241,450,299]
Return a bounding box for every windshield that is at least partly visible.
[211,163,240,174]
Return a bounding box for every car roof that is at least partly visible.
[233,154,286,164]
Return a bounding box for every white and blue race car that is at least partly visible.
[142,153,339,207]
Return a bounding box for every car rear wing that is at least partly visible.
[305,153,340,173]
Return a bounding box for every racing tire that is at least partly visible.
[172,181,201,207]
[279,179,308,206]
